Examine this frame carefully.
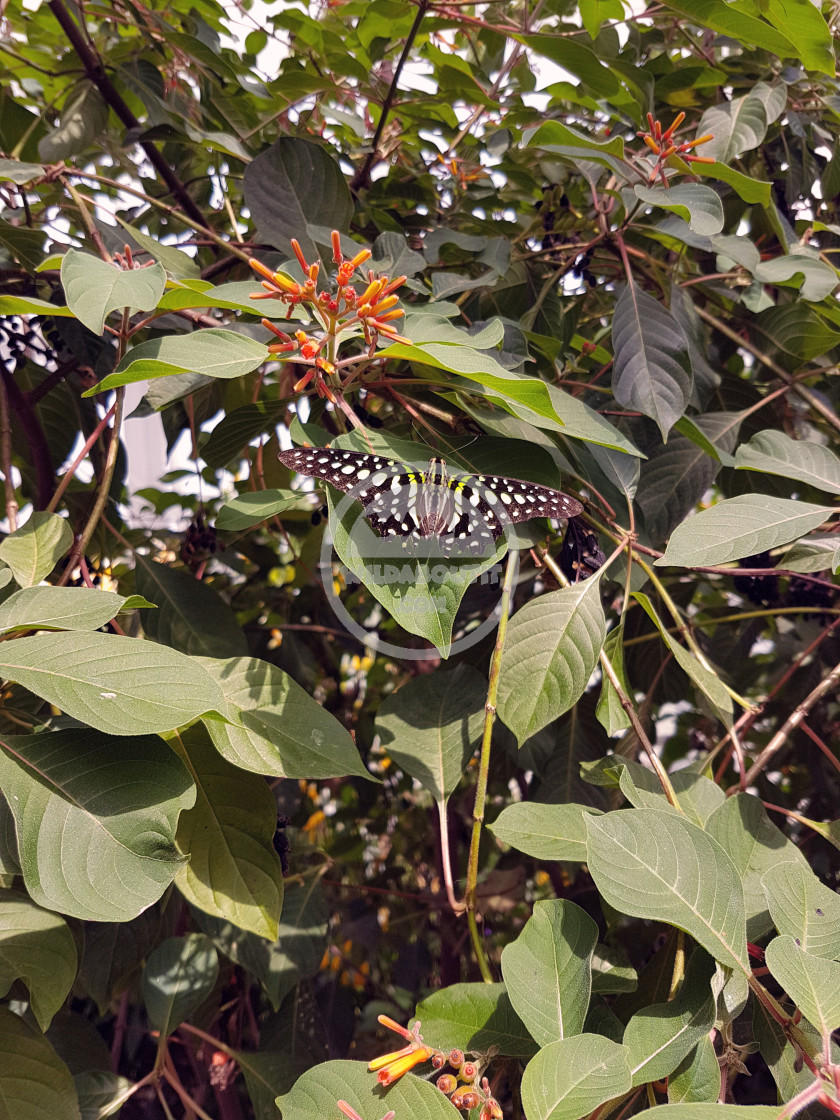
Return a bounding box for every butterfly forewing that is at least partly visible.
[278,448,582,556]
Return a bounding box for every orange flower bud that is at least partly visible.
[436,1075,457,1094]
[358,279,385,305]
[249,258,277,282]
[643,135,661,154]
[332,230,343,263]
[662,111,686,139]
[377,1015,415,1039]
[290,239,309,272]
[448,1049,464,1068]
[369,294,400,316]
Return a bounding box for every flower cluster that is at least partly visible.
[369,1016,502,1120]
[249,231,409,400]
[637,112,715,185]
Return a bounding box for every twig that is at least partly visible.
[47,0,210,230]
[350,1,429,191]
[463,549,517,980]
[741,657,840,787]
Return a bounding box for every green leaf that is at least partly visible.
[632,593,733,727]
[0,512,72,587]
[634,185,724,236]
[38,81,107,162]
[0,729,194,921]
[277,1061,458,1120]
[706,794,810,941]
[195,878,327,1009]
[579,0,625,38]
[657,496,836,567]
[660,0,805,69]
[135,557,248,658]
[0,632,226,735]
[141,933,219,1036]
[501,900,598,1045]
[521,1034,632,1120]
[243,137,353,261]
[693,161,772,205]
[779,534,840,573]
[623,950,716,1086]
[88,329,269,394]
[60,249,166,335]
[199,401,290,469]
[0,890,77,1030]
[765,935,840,1037]
[0,1007,81,1120]
[199,655,370,780]
[73,1069,135,1119]
[416,983,537,1058]
[612,282,692,440]
[0,295,73,317]
[762,860,840,958]
[497,578,606,745]
[489,802,603,863]
[753,251,837,302]
[668,1035,722,1103]
[761,0,834,75]
[215,489,314,530]
[236,1049,305,1120]
[735,430,840,495]
[113,215,201,279]
[596,622,632,734]
[0,586,147,636]
[585,809,750,971]
[375,665,485,803]
[528,120,626,160]
[0,159,44,185]
[172,725,283,939]
[695,93,767,164]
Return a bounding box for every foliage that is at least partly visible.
[0,1,839,1119]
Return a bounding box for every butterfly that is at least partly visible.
[278,447,583,557]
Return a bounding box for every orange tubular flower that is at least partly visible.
[372,1046,433,1085]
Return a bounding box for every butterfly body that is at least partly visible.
[278,447,582,556]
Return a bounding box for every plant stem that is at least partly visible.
[463,549,517,980]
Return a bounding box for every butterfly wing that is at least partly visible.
[468,472,584,524]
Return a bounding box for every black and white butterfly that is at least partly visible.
[278,447,583,557]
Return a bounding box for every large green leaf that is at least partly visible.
[172,725,283,939]
[762,861,840,959]
[497,578,607,744]
[0,890,77,1030]
[501,900,598,1046]
[199,655,370,780]
[705,794,809,941]
[657,496,836,567]
[141,933,219,1036]
[0,1007,81,1120]
[243,137,353,261]
[735,430,840,495]
[276,1061,458,1120]
[623,950,716,1086]
[764,936,840,1037]
[215,489,313,530]
[521,1034,632,1120]
[612,282,692,440]
[0,512,72,587]
[135,556,248,658]
[634,185,724,236]
[0,729,194,921]
[60,249,166,334]
[0,631,225,735]
[489,802,603,863]
[416,983,537,1058]
[585,809,750,971]
[375,664,485,803]
[0,586,149,636]
[88,329,269,394]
